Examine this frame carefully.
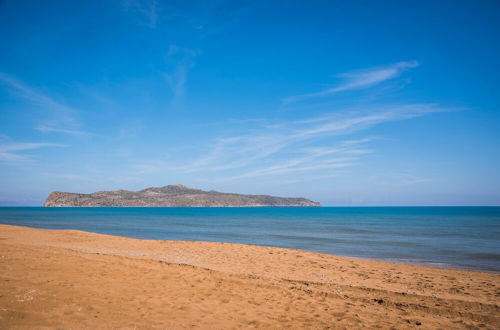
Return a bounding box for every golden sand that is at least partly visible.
[0,224,498,329]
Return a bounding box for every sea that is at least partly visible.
[0,207,499,272]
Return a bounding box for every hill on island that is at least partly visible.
[43,184,321,207]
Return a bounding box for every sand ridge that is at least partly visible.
[0,224,498,329]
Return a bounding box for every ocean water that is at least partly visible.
[0,207,499,272]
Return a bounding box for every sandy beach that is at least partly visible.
[0,224,498,329]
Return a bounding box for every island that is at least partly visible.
[43,184,321,207]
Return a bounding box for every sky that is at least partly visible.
[0,0,499,206]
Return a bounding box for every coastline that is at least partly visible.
[2,206,498,272]
[360,257,500,274]
[0,224,498,328]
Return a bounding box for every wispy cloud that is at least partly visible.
[35,125,92,136]
[293,103,437,138]
[164,45,199,110]
[397,173,430,186]
[0,73,77,124]
[0,140,67,161]
[283,61,419,104]
[235,156,355,179]
[0,73,88,136]
[341,137,376,146]
[171,103,446,179]
[121,0,159,28]
[121,61,446,185]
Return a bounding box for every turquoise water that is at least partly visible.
[0,207,499,272]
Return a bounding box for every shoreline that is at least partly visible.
[360,256,500,274]
[1,224,499,328]
[2,222,498,274]
[1,206,498,274]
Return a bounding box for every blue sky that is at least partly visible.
[0,0,499,206]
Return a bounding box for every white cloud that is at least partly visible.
[341,137,375,146]
[0,141,67,161]
[35,125,92,136]
[235,157,355,179]
[0,73,88,136]
[283,61,419,104]
[171,103,446,178]
[164,45,199,110]
[293,103,437,138]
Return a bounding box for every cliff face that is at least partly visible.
[43,185,321,207]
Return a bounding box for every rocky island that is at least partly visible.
[43,184,321,207]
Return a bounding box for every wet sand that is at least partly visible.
[0,224,498,329]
